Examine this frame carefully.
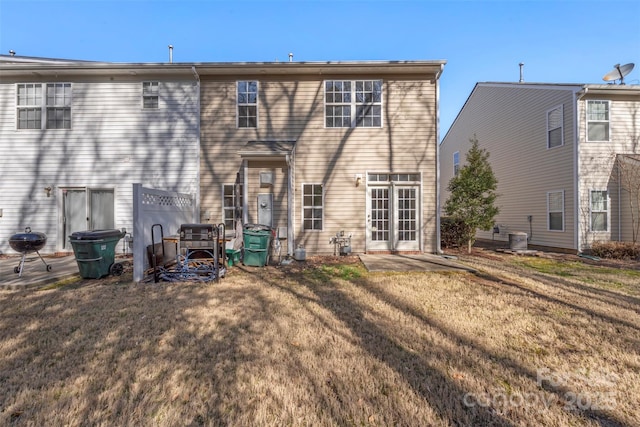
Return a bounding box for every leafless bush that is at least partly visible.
[590,241,640,260]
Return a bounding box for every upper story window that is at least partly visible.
[453,151,460,176]
[17,83,71,129]
[547,105,564,148]
[587,100,610,142]
[325,80,382,128]
[237,81,258,128]
[142,81,159,108]
[547,190,564,231]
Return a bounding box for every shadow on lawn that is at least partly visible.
[265,264,631,427]
[0,281,279,426]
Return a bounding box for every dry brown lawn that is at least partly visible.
[1,249,638,426]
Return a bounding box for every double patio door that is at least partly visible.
[61,188,114,249]
[366,175,420,252]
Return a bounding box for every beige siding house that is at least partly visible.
[440,82,640,252]
[198,61,446,256]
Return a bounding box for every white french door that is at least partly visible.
[366,174,420,251]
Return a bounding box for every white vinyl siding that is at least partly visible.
[0,77,199,254]
[237,81,258,128]
[587,100,610,142]
[590,190,608,232]
[547,105,563,148]
[547,190,564,231]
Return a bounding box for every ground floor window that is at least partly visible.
[547,190,564,231]
[222,184,243,230]
[302,184,323,230]
[590,190,608,232]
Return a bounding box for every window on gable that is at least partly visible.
[237,81,258,128]
[143,81,159,109]
[453,151,460,176]
[587,100,610,142]
[303,184,323,230]
[590,190,608,232]
[547,190,564,231]
[325,80,382,128]
[222,184,243,230]
[17,83,71,129]
[547,105,563,148]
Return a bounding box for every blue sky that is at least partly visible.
[1,0,638,136]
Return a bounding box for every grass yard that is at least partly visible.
[0,250,638,426]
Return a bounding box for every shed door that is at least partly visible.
[61,188,114,249]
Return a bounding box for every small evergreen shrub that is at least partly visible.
[590,241,640,260]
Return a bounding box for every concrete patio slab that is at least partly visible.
[358,253,476,273]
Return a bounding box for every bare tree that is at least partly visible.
[615,154,640,245]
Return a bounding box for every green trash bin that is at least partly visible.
[243,224,272,267]
[69,229,125,279]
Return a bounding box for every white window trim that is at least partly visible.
[142,81,159,109]
[453,151,460,176]
[301,183,324,231]
[547,190,565,232]
[546,104,564,149]
[589,189,609,232]
[222,183,243,229]
[236,80,259,129]
[324,79,383,128]
[586,100,610,142]
[16,82,72,130]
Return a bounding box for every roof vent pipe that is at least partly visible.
[289,52,293,62]
[519,62,524,83]
[168,45,173,63]
[9,50,15,56]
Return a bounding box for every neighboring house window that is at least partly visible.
[17,83,42,129]
[325,80,382,128]
[587,100,610,142]
[590,190,608,232]
[453,151,460,176]
[222,184,243,230]
[17,83,71,129]
[237,81,258,128]
[143,81,159,108]
[302,184,323,230]
[547,105,563,148]
[547,190,564,231]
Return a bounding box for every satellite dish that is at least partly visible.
[603,63,635,84]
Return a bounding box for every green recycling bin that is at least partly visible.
[243,224,272,267]
[69,229,125,279]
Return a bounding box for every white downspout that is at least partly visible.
[435,63,444,254]
[192,66,201,221]
[575,87,587,253]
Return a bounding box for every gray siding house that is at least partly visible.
[440,82,640,252]
[1,56,446,258]
[0,55,200,256]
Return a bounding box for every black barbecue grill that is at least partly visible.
[9,227,52,277]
